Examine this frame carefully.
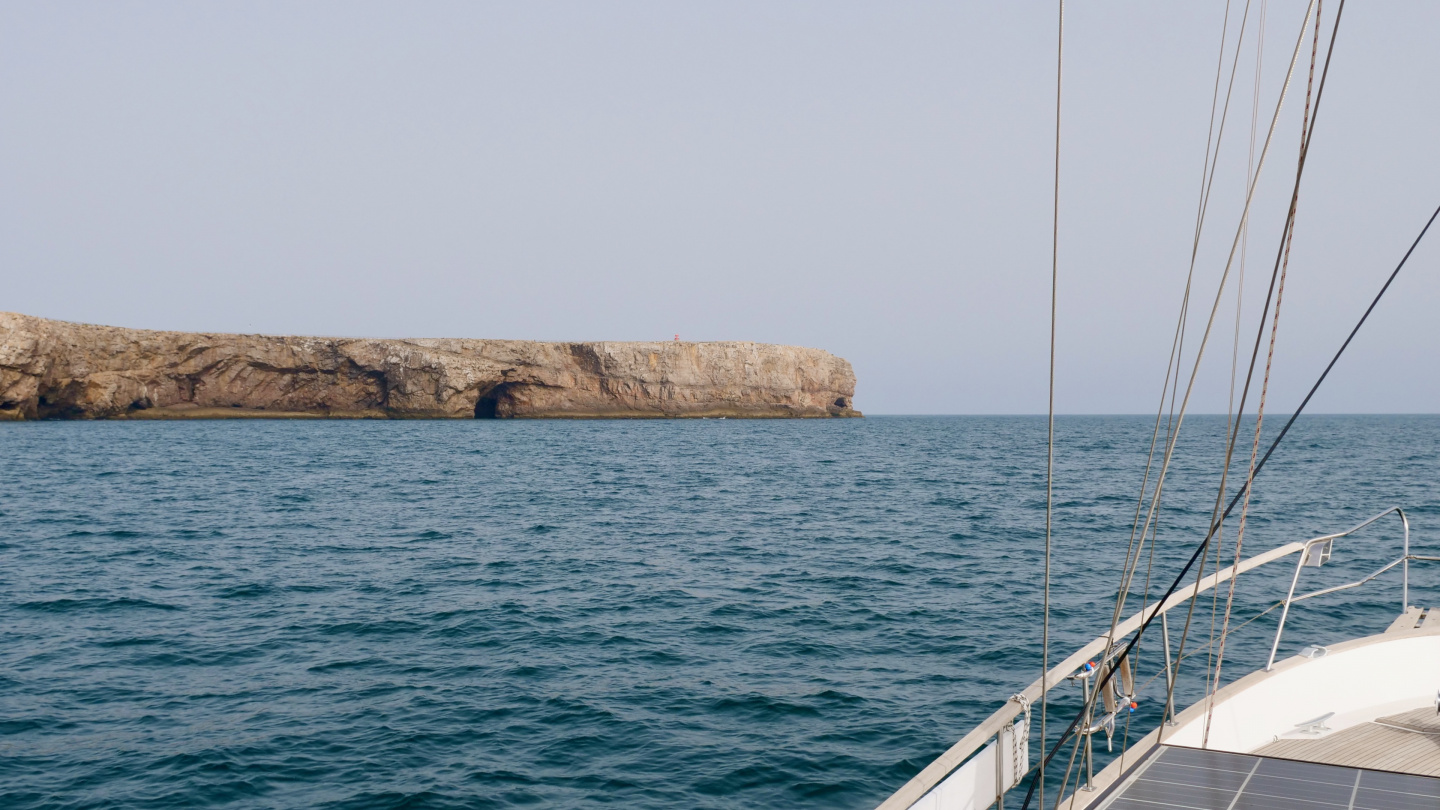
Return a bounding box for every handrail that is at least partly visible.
[876,506,1417,810]
[873,539,1305,810]
[1265,507,1410,670]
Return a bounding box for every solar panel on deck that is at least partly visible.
[1100,746,1440,810]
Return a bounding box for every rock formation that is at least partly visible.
[0,312,860,420]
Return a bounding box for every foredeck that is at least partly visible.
[1253,706,1440,777]
[880,508,1432,810]
[1060,605,1440,810]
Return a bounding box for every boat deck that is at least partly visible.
[1100,745,1440,810]
[1080,609,1440,810]
[1253,706,1440,777]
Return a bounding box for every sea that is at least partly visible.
[3,415,1437,809]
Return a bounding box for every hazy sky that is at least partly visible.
[3,2,1437,414]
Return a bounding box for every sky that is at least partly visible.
[2,2,1437,414]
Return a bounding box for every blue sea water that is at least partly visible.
[2,415,1437,809]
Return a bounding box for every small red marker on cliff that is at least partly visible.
[674,334,679,341]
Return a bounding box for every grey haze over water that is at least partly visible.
[3,416,1437,808]
[3,2,1439,414]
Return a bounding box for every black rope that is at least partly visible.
[1254,202,1440,471]
[1017,198,1440,810]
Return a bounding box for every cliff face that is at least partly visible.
[0,313,860,420]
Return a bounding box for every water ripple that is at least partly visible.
[1,416,1437,808]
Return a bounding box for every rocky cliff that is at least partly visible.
[0,313,860,420]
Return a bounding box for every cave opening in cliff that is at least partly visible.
[474,384,511,419]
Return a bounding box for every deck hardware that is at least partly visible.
[1267,507,1411,671]
[1293,712,1334,736]
[1303,539,1333,567]
[1066,662,1114,790]
[996,694,1032,810]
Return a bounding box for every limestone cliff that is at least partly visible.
[0,313,860,420]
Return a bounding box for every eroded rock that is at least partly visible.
[0,313,860,420]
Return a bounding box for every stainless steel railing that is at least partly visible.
[878,505,1428,810]
[1265,506,1432,670]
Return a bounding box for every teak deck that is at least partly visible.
[1253,707,1440,777]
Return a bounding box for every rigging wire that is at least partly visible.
[1102,7,1256,756]
[1104,1,1252,783]
[1127,0,1322,748]
[1033,193,1440,810]
[1231,198,1440,542]
[1165,0,1345,740]
[1028,190,1440,810]
[1116,0,1287,642]
[1124,2,1268,774]
[1018,5,1324,806]
[1107,0,1257,648]
[1204,0,1324,747]
[1206,0,1267,719]
[1040,1,1064,807]
[1106,0,1320,750]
